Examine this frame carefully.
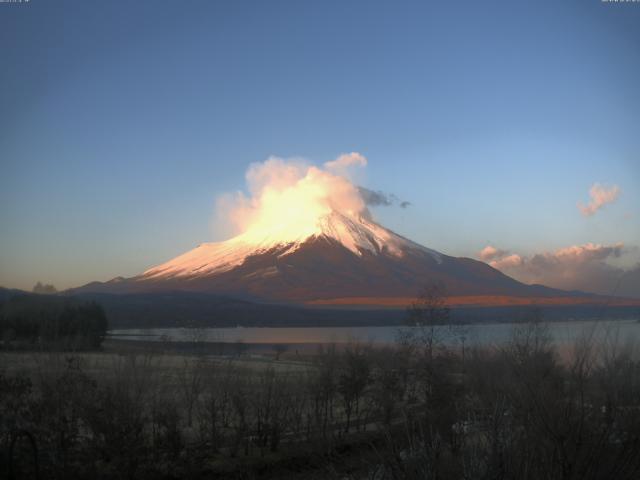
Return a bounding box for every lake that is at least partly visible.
[109,319,640,347]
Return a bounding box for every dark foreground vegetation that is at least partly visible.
[0,294,108,350]
[2,315,640,479]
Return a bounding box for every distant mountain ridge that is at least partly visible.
[3,287,638,330]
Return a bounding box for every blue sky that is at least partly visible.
[1,0,639,291]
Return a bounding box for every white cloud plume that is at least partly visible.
[479,245,508,262]
[216,153,389,243]
[324,152,368,171]
[490,253,523,269]
[479,242,640,297]
[215,152,413,243]
[578,183,620,216]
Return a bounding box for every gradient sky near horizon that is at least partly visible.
[1,0,639,292]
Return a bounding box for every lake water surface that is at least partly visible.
[109,319,640,347]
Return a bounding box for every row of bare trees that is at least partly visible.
[363,312,640,480]
[3,310,640,478]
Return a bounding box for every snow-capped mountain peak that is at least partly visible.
[141,210,440,281]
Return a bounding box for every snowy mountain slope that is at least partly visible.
[71,210,584,303]
[141,211,441,281]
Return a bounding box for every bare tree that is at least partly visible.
[337,343,371,433]
[198,361,235,453]
[403,283,451,362]
[273,343,288,361]
[177,357,206,427]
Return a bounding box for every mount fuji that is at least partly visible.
[71,211,598,306]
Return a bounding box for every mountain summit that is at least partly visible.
[143,211,441,281]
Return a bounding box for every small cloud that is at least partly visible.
[358,187,410,209]
[553,242,624,262]
[324,152,367,171]
[479,245,508,262]
[578,183,620,217]
[490,253,523,269]
[358,187,392,206]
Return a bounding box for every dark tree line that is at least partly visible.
[0,294,108,349]
[3,329,640,479]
